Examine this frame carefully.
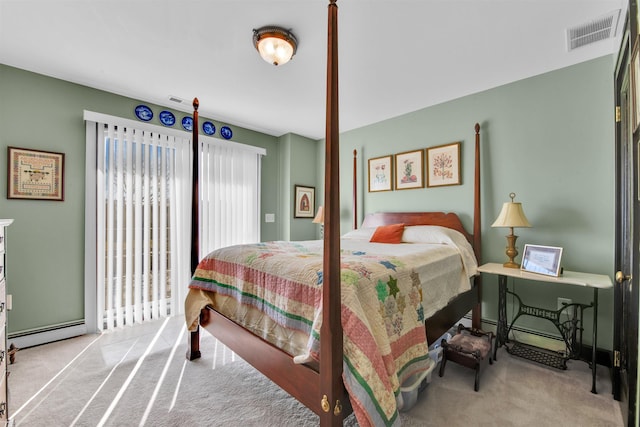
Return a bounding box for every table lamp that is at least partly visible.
[313,206,324,238]
[491,193,532,268]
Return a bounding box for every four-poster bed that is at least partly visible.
[185,1,482,426]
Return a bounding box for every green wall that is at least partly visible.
[0,55,617,351]
[331,55,616,349]
[279,133,320,241]
[0,64,284,335]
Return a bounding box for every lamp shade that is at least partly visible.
[253,26,298,66]
[491,203,531,228]
[491,193,531,228]
[313,206,324,224]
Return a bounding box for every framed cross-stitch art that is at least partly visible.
[368,155,392,192]
[7,146,65,201]
[426,142,461,187]
[394,150,424,190]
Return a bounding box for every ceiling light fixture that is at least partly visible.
[252,26,298,66]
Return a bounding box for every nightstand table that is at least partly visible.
[477,262,613,394]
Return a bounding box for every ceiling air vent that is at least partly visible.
[567,10,620,51]
[168,95,187,105]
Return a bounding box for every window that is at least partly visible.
[85,111,265,331]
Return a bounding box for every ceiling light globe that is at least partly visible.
[253,26,297,66]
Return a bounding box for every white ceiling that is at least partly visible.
[0,0,626,140]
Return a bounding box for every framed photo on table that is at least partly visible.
[7,146,65,201]
[521,244,563,277]
[294,185,315,218]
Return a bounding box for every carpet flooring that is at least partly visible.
[7,316,624,426]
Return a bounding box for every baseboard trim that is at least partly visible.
[8,324,87,349]
[7,315,612,367]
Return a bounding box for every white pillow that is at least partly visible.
[341,227,376,240]
[402,225,478,276]
[401,225,466,244]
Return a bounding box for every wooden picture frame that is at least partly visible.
[368,155,393,192]
[7,146,65,201]
[294,185,315,218]
[426,142,461,187]
[521,244,563,277]
[394,150,424,190]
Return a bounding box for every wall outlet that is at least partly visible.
[557,297,572,311]
[265,213,275,223]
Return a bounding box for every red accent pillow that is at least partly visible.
[369,223,405,244]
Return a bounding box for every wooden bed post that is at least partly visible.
[320,1,343,426]
[190,98,200,274]
[353,149,357,230]
[183,1,482,420]
[472,122,482,329]
[187,98,202,361]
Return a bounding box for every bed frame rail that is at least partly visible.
[188,308,346,416]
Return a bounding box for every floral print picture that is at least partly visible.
[368,155,393,192]
[394,150,424,190]
[426,142,461,187]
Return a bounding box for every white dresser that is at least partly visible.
[0,219,13,425]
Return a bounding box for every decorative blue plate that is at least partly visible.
[134,105,153,122]
[159,110,176,127]
[203,121,216,135]
[220,126,233,140]
[182,116,193,131]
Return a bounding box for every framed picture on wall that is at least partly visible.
[426,142,461,187]
[368,155,393,192]
[394,149,424,190]
[294,185,315,218]
[7,146,65,201]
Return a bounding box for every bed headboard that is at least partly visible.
[358,123,481,263]
[361,212,472,244]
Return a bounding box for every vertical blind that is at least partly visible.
[199,139,263,254]
[96,122,191,330]
[85,111,265,332]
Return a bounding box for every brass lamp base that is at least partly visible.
[503,261,521,269]
[503,229,521,269]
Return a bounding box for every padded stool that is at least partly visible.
[438,324,494,391]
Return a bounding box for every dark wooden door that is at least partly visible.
[613,22,638,426]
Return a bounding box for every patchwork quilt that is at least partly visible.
[187,237,473,426]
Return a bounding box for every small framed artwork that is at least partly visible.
[368,155,393,192]
[294,185,315,218]
[7,146,65,201]
[426,142,461,187]
[394,149,424,190]
[521,244,563,277]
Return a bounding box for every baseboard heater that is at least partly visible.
[8,320,87,349]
